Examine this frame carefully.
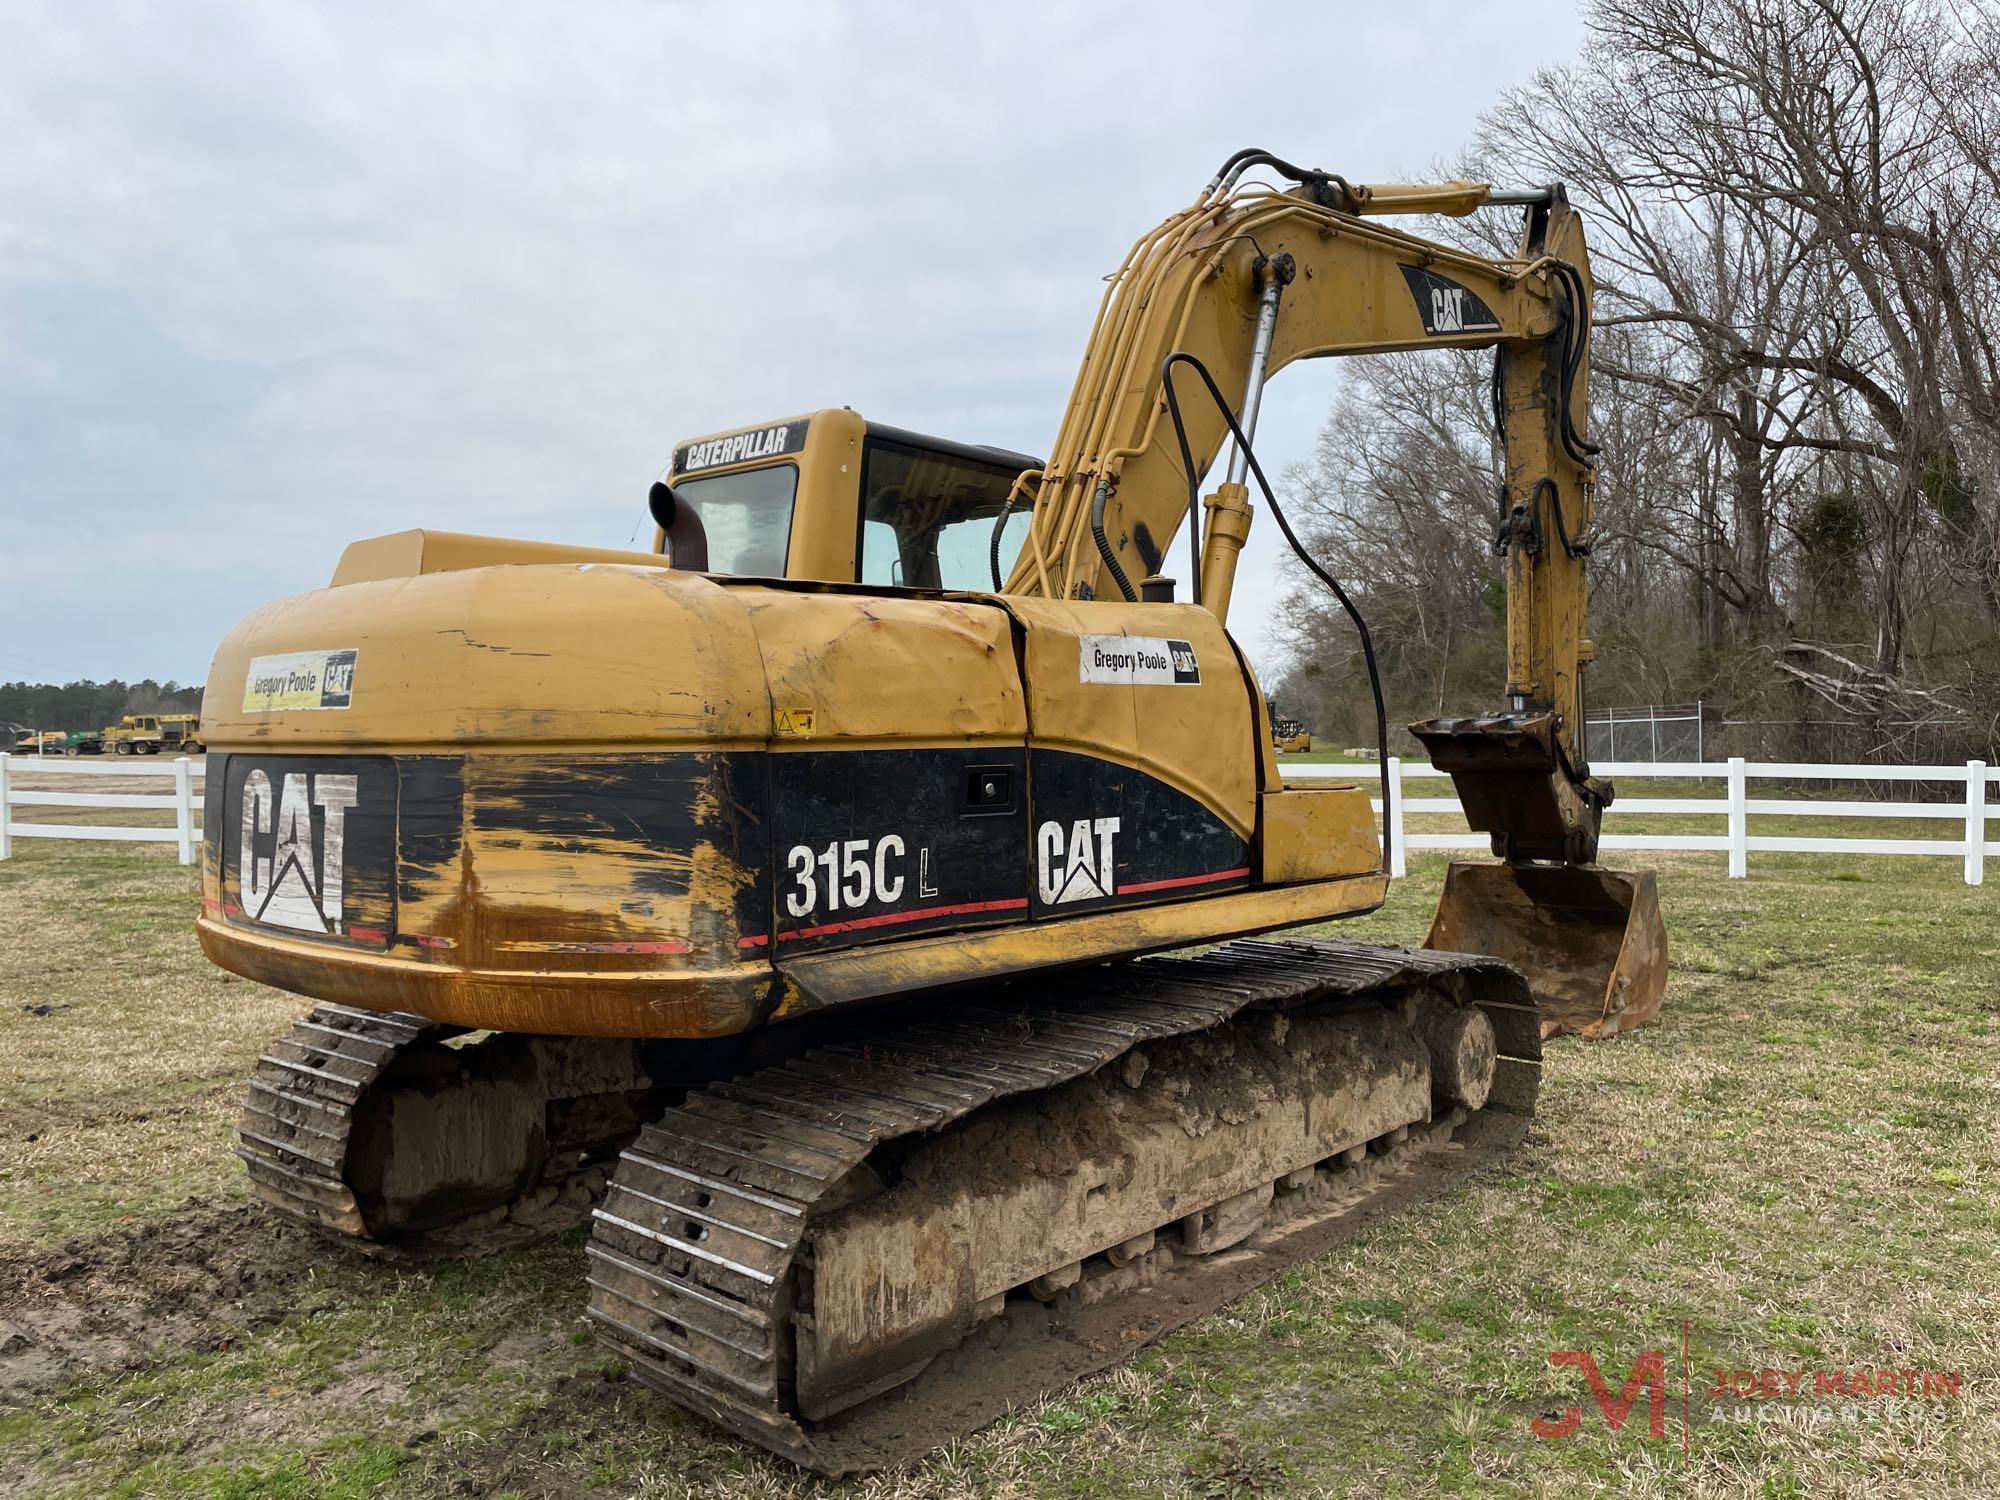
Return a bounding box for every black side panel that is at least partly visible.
[396,756,464,913]
[768,747,1028,954]
[1028,748,1249,917]
[203,746,1244,961]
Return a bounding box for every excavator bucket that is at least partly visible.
[1424,861,1668,1040]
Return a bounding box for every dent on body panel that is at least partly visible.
[745,592,1023,743]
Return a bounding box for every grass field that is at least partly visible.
[2,821,1997,1497]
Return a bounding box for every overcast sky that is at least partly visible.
[1,0,1582,688]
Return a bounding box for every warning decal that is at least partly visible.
[242,649,359,713]
[1078,635,1200,686]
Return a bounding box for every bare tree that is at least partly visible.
[1274,0,2000,762]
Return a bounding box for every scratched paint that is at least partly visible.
[415,754,768,972]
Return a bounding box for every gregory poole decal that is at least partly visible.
[242,649,358,713]
[1078,635,1200,686]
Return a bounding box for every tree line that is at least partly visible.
[1,680,204,735]
[1272,0,2000,765]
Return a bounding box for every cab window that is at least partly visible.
[858,440,1033,591]
[671,464,797,576]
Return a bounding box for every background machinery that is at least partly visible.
[199,151,1667,1470]
[103,712,203,756]
[1269,704,1313,754]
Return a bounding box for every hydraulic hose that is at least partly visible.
[1090,479,1138,602]
[990,492,1014,591]
[1549,260,1600,467]
[1204,148,1353,208]
[1161,351,1393,876]
[986,469,1043,592]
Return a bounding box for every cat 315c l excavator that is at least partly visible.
[199,150,1666,1471]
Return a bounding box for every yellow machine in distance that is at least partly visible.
[102,712,203,756]
[200,150,1667,1470]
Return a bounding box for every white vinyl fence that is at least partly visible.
[0,753,202,864]
[1286,756,1997,887]
[3,751,1993,886]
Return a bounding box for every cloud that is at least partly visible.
[0,0,1580,685]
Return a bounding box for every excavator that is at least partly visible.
[197,150,1666,1471]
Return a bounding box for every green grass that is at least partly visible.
[0,837,303,1248]
[2,830,1997,1497]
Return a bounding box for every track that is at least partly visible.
[584,938,1541,1473]
[238,1005,666,1257]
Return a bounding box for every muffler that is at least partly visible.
[1424,861,1667,1040]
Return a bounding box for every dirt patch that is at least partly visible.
[424,1372,669,1498]
[801,1113,1519,1475]
[0,1197,332,1404]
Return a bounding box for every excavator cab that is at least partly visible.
[647,409,1040,591]
[642,379,1668,1045]
[649,400,1667,1044]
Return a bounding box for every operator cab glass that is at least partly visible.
[858,428,1038,591]
[669,464,797,576]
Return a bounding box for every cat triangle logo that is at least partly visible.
[258,845,330,932]
[239,769,359,933]
[1036,817,1121,906]
[1054,859,1108,903]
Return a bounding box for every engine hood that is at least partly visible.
[202,561,770,752]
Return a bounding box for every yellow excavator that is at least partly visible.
[199,150,1665,1471]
